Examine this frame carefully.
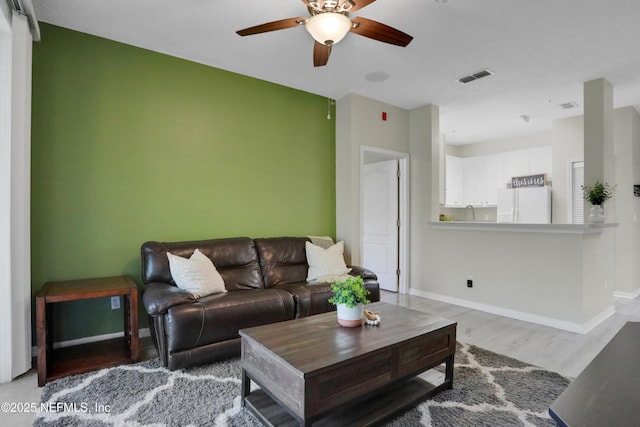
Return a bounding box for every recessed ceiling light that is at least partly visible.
[365,72,390,82]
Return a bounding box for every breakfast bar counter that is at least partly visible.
[430,221,617,234]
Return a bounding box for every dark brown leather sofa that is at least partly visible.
[141,236,380,370]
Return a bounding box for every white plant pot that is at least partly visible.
[588,205,605,223]
[336,303,364,327]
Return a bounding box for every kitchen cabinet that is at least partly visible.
[463,156,485,205]
[529,146,552,179]
[445,155,464,206]
[444,146,551,207]
[485,153,505,204]
[462,153,505,206]
[504,149,530,182]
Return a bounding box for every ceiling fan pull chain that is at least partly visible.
[327,97,332,120]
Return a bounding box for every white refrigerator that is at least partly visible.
[497,186,552,224]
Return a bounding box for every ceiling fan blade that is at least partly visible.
[350,16,413,47]
[236,17,305,36]
[349,0,377,12]
[313,41,332,67]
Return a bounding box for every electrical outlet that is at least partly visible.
[111,296,120,310]
[467,275,473,288]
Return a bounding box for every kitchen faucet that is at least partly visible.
[465,205,476,221]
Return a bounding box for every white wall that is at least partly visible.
[10,13,32,380]
[550,107,640,297]
[418,229,586,323]
[408,105,440,297]
[552,115,584,224]
[336,93,409,265]
[336,92,618,332]
[0,11,32,383]
[633,109,640,296]
[584,79,615,219]
[451,131,551,158]
[630,107,640,297]
[613,107,640,296]
[582,230,616,320]
[0,0,14,384]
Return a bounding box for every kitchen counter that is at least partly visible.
[431,221,618,234]
[420,220,618,333]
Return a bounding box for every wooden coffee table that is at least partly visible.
[240,302,457,426]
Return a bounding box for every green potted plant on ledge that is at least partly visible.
[582,181,615,223]
[328,276,371,327]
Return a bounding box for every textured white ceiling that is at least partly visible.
[32,0,640,144]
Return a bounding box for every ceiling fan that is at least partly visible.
[236,0,413,67]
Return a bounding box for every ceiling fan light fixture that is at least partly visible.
[342,1,355,11]
[306,12,352,46]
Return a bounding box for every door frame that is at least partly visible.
[359,146,409,294]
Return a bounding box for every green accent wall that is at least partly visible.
[31,24,336,341]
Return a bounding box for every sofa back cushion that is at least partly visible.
[254,237,309,288]
[141,237,265,290]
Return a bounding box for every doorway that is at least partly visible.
[360,146,409,293]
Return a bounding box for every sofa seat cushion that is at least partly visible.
[277,278,382,318]
[165,288,294,353]
[275,281,335,318]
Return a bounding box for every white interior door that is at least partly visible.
[362,159,399,292]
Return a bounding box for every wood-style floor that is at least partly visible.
[380,290,640,378]
[1,291,638,426]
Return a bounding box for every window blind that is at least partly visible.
[571,161,584,223]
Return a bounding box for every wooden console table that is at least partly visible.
[36,275,139,386]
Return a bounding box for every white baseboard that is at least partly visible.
[31,328,151,358]
[613,288,640,299]
[581,306,616,334]
[409,289,614,335]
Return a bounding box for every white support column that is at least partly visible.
[409,104,440,223]
[583,78,614,218]
[409,104,440,292]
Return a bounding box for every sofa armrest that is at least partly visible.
[348,266,378,281]
[142,282,196,316]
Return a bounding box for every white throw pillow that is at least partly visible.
[166,249,227,298]
[305,240,351,282]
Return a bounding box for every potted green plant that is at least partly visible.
[328,276,371,327]
[582,181,615,223]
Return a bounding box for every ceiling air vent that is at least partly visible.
[457,69,494,84]
[559,102,579,109]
